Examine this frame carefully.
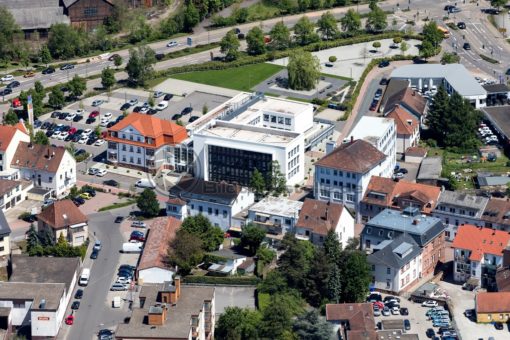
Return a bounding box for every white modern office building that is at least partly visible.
[348,116,396,177]
[191,93,334,187]
[390,64,487,108]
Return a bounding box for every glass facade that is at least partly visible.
[208,145,272,186]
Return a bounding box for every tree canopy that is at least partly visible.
[136,188,160,217]
[67,75,86,99]
[365,5,387,32]
[220,30,240,61]
[33,131,49,145]
[246,26,266,56]
[101,67,116,90]
[293,16,319,46]
[181,214,224,251]
[126,46,156,86]
[317,11,339,40]
[287,50,321,91]
[340,9,361,33]
[168,229,204,275]
[240,224,266,255]
[270,22,292,50]
[48,87,65,109]
[216,307,261,340]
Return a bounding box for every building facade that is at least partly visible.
[0,210,11,260]
[37,200,88,246]
[0,123,31,178]
[64,0,114,30]
[0,179,27,212]
[246,196,303,236]
[387,106,420,154]
[476,292,510,323]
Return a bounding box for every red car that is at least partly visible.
[89,111,99,118]
[373,301,384,309]
[69,127,77,135]
[65,314,74,325]
[129,232,145,242]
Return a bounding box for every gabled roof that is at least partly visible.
[296,199,345,236]
[368,234,421,269]
[476,292,510,313]
[362,177,397,207]
[401,87,427,116]
[482,198,510,226]
[37,199,87,229]
[0,124,28,151]
[326,303,377,339]
[0,179,21,197]
[406,146,428,157]
[106,112,188,147]
[387,105,419,136]
[315,139,386,174]
[11,142,70,173]
[2,0,70,30]
[452,224,510,261]
[138,217,181,271]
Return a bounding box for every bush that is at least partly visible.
[328,56,337,62]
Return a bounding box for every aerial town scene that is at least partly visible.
[2,0,510,339]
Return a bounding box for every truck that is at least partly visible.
[79,268,90,286]
[122,242,143,253]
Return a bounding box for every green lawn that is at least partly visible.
[171,63,284,92]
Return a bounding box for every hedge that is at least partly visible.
[182,275,260,285]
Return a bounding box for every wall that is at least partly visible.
[0,235,11,257]
[0,130,30,173]
[432,211,483,241]
[476,312,510,323]
[0,182,25,212]
[420,232,445,278]
[68,0,114,30]
[337,208,355,249]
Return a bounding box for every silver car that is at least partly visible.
[110,283,127,291]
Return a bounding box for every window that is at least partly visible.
[278,117,284,124]
[137,147,141,154]
[271,116,276,123]
[346,194,354,202]
[215,209,219,216]
[198,206,203,212]
[386,280,391,288]
[366,227,372,234]
[387,267,391,274]
[223,210,227,218]
[263,114,269,121]
[371,265,375,271]
[84,7,98,17]
[208,207,212,215]
[49,177,53,183]
[137,158,141,165]
[285,219,291,225]
[285,118,291,125]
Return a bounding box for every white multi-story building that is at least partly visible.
[169,177,254,231]
[314,139,387,213]
[348,116,396,177]
[190,93,334,187]
[105,113,189,173]
[0,122,31,179]
[387,105,420,154]
[11,143,76,198]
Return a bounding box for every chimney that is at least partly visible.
[412,91,416,96]
[503,241,510,267]
[412,219,419,225]
[350,136,354,144]
[175,276,181,300]
[326,141,337,155]
[147,305,166,326]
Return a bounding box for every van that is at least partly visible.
[135,179,155,189]
[122,242,143,253]
[112,296,121,308]
[79,268,90,286]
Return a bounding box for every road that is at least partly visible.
[61,207,132,340]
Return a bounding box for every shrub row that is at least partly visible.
[182,275,260,285]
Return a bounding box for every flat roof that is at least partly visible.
[0,282,65,310]
[115,285,214,339]
[437,190,488,210]
[417,156,443,180]
[367,209,442,235]
[348,116,394,141]
[390,64,486,97]
[249,197,303,218]
[483,106,510,139]
[196,120,299,146]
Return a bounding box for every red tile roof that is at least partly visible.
[315,139,385,173]
[402,88,427,115]
[11,142,68,173]
[476,292,510,313]
[167,197,187,206]
[0,124,28,151]
[296,199,345,236]
[452,225,510,261]
[481,198,510,226]
[326,303,376,339]
[406,146,428,157]
[106,113,187,148]
[37,200,87,229]
[0,179,21,196]
[387,105,418,136]
[362,176,397,207]
[138,217,181,271]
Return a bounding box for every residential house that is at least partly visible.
[416,156,444,187]
[347,116,397,177]
[379,79,428,124]
[432,191,488,240]
[64,0,114,30]
[165,197,188,221]
[169,177,254,231]
[11,142,76,198]
[325,303,377,340]
[361,207,445,278]
[314,139,387,213]
[0,283,67,338]
[405,146,428,164]
[115,278,215,340]
[36,199,88,246]
[452,225,510,289]
[106,113,188,173]
[9,255,81,309]
[0,211,11,262]
[360,176,441,222]
[387,105,420,154]
[481,198,510,232]
[206,249,248,276]
[295,199,354,248]
[475,292,510,323]
[368,234,422,293]
[137,217,181,284]
[246,196,303,236]
[0,179,27,212]
[0,123,30,179]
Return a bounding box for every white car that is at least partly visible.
[76,109,85,115]
[422,300,438,307]
[51,131,61,139]
[128,99,138,106]
[78,136,88,144]
[100,120,109,127]
[58,132,69,140]
[140,106,150,113]
[91,99,104,107]
[116,277,132,285]
[1,75,14,82]
[382,307,391,316]
[103,112,113,120]
[156,101,169,111]
[94,139,105,146]
[88,167,99,175]
[82,129,92,136]
[167,41,178,47]
[391,306,400,315]
[65,112,76,121]
[96,169,107,177]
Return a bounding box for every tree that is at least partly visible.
[287,50,321,91]
[220,30,240,61]
[48,87,65,109]
[181,215,224,251]
[441,52,460,64]
[422,21,444,49]
[183,2,200,32]
[246,26,266,56]
[419,39,436,59]
[393,36,403,44]
[365,6,387,32]
[136,188,160,217]
[293,16,319,46]
[33,131,49,145]
[250,168,266,200]
[426,85,449,141]
[269,160,288,195]
[270,21,291,50]
[293,310,333,340]
[340,251,371,303]
[113,54,123,68]
[491,0,507,8]
[47,23,87,59]
[3,109,18,125]
[126,46,156,86]
[327,263,342,303]
[39,45,52,66]
[372,41,381,50]
[0,6,20,62]
[340,9,361,33]
[216,307,261,340]
[304,248,330,307]
[278,234,314,289]
[258,271,289,295]
[67,75,86,99]
[26,223,39,252]
[400,41,409,53]
[369,0,378,10]
[101,67,116,90]
[241,224,266,255]
[168,229,204,275]
[260,294,294,339]
[317,12,339,40]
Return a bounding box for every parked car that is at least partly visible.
[130,231,145,242]
[116,277,132,285]
[108,54,120,61]
[89,111,100,118]
[167,41,178,47]
[495,322,504,330]
[164,93,174,101]
[457,22,466,29]
[378,60,390,68]
[379,78,389,85]
[156,101,169,111]
[0,87,12,96]
[98,329,114,340]
[114,216,124,224]
[104,179,119,187]
[154,91,164,98]
[6,81,20,89]
[74,289,83,299]
[73,115,83,122]
[374,88,383,100]
[131,220,147,228]
[403,319,410,330]
[463,42,471,50]
[92,99,104,107]
[1,75,14,82]
[71,301,80,310]
[422,300,438,308]
[80,192,91,200]
[181,106,193,115]
[42,67,55,74]
[391,306,400,315]
[72,197,85,206]
[60,64,74,70]
[373,306,381,316]
[120,103,131,111]
[90,249,99,259]
[189,116,200,123]
[96,169,107,177]
[382,306,390,316]
[110,283,128,291]
[426,328,435,338]
[400,307,409,315]
[24,71,35,78]
[172,113,182,120]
